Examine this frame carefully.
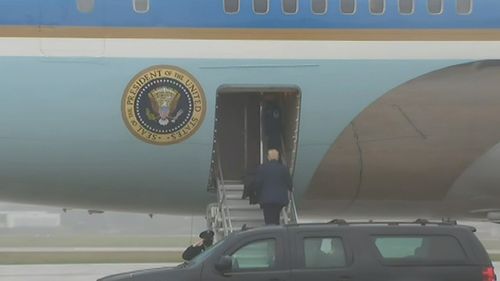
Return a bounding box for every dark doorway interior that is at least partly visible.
[213,86,301,182]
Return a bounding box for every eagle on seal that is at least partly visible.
[147,87,183,126]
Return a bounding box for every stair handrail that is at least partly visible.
[215,142,233,236]
[287,190,299,224]
[280,135,299,224]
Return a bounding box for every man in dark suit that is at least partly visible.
[264,100,282,150]
[254,149,292,225]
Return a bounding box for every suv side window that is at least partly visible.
[373,235,467,264]
[304,237,346,268]
[230,239,276,270]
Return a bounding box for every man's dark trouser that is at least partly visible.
[262,204,283,225]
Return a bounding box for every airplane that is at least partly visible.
[1,0,500,223]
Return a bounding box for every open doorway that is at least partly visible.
[210,86,301,185]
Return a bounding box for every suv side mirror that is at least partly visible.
[215,255,232,272]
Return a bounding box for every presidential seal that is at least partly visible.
[122,65,206,145]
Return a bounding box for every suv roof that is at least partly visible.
[290,218,475,230]
[234,219,478,237]
[242,218,474,229]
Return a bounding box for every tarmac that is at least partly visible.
[0,263,179,281]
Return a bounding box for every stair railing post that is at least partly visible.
[216,142,233,237]
[280,134,298,224]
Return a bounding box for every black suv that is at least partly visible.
[98,220,496,281]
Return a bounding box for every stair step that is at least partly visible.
[226,216,262,221]
[226,203,260,210]
[222,184,244,191]
[227,203,260,209]
[226,197,254,203]
[231,218,264,225]
[222,180,243,184]
[231,219,265,230]
[225,192,244,200]
[228,210,264,220]
[226,204,259,210]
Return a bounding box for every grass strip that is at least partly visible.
[0,236,192,248]
[0,251,183,265]
[489,254,500,262]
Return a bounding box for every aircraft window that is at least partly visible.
[398,0,414,15]
[369,0,385,15]
[428,0,443,14]
[457,0,472,15]
[133,0,149,13]
[224,0,240,14]
[253,0,269,14]
[76,0,94,13]
[311,0,327,15]
[340,0,356,14]
[283,0,298,14]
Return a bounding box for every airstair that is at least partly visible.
[220,180,264,229]
[207,162,299,240]
[207,179,263,236]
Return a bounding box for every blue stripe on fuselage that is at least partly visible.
[0,0,499,29]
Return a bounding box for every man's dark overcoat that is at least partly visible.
[254,160,292,206]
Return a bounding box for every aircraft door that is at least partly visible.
[216,93,261,181]
[213,87,300,183]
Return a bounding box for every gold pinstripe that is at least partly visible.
[1,26,500,40]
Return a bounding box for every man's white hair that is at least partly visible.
[267,149,279,161]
